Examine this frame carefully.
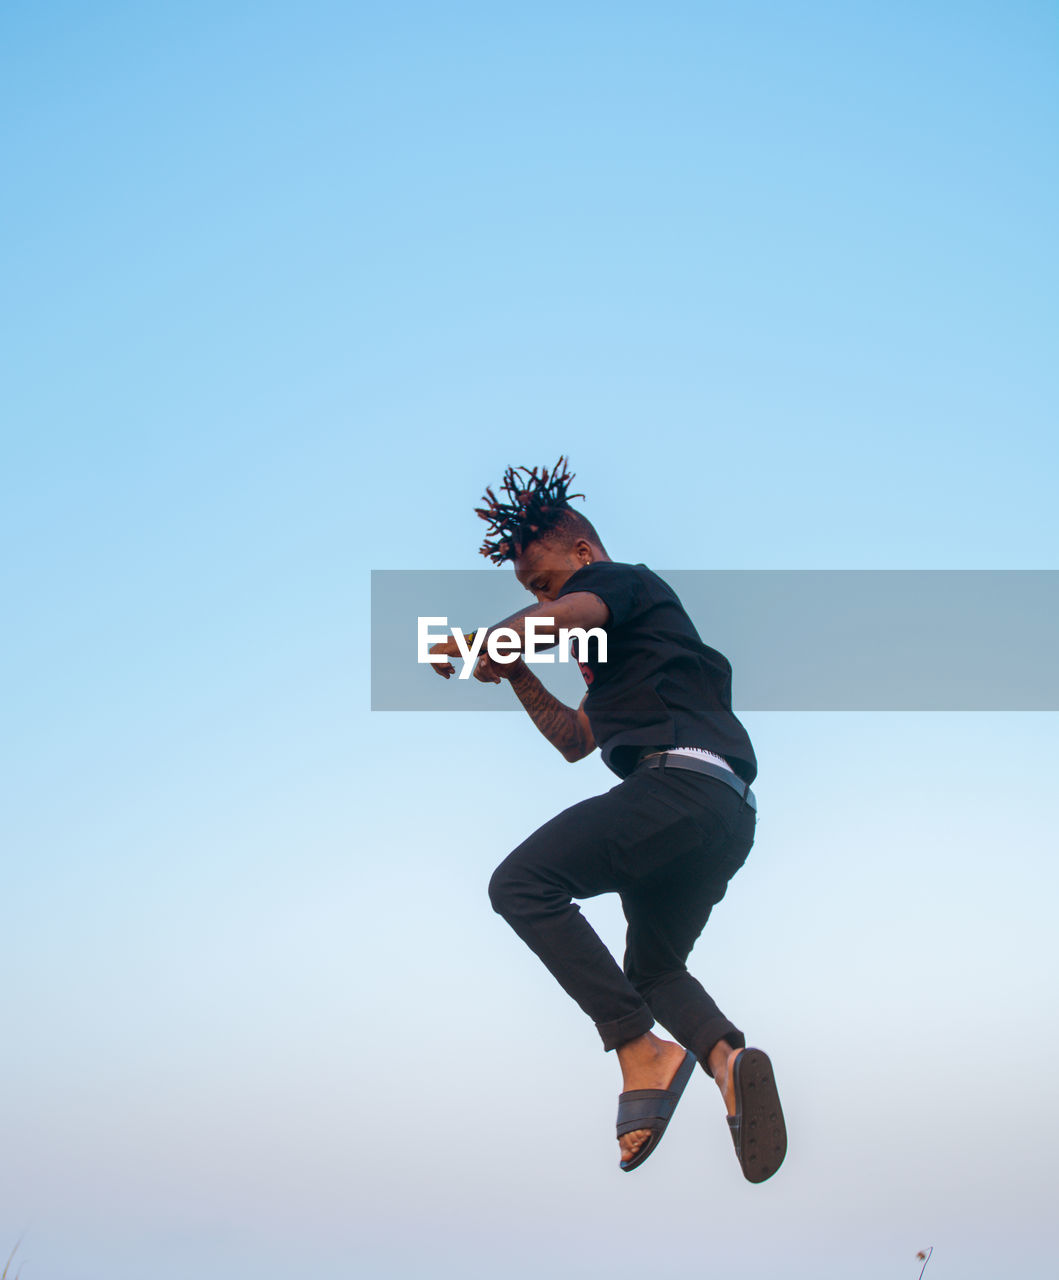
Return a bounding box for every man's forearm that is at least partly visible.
[507,661,591,761]
[480,591,610,658]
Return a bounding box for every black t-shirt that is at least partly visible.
[555,560,758,784]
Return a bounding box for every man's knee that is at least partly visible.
[488,858,520,919]
[488,854,556,922]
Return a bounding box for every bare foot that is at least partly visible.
[615,1032,690,1165]
[707,1039,744,1115]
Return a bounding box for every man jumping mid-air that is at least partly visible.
[429,458,786,1180]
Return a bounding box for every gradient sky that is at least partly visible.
[2,4,1057,1279]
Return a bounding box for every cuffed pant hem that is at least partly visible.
[694,1018,746,1076]
[596,1005,655,1052]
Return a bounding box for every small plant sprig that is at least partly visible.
[915,1246,934,1278]
[2,1238,25,1280]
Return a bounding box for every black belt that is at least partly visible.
[637,751,757,812]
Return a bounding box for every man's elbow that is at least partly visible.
[562,740,596,764]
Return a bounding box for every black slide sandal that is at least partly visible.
[726,1047,787,1183]
[616,1049,698,1172]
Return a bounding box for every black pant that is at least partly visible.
[488,760,757,1064]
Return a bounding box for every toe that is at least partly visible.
[620,1128,650,1163]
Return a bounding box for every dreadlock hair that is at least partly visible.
[475,456,600,565]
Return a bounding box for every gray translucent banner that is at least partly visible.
[371,570,1059,711]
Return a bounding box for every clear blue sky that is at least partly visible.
[2,4,1057,1278]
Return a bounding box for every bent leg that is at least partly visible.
[622,798,757,1072]
[488,779,710,1050]
[622,873,745,1068]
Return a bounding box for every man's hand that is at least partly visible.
[427,636,462,679]
[429,636,516,683]
[473,652,523,684]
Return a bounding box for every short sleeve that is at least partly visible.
[554,562,648,627]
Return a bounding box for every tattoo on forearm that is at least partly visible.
[508,664,589,759]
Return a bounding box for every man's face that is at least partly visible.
[514,538,586,604]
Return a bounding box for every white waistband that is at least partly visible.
[665,747,735,774]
